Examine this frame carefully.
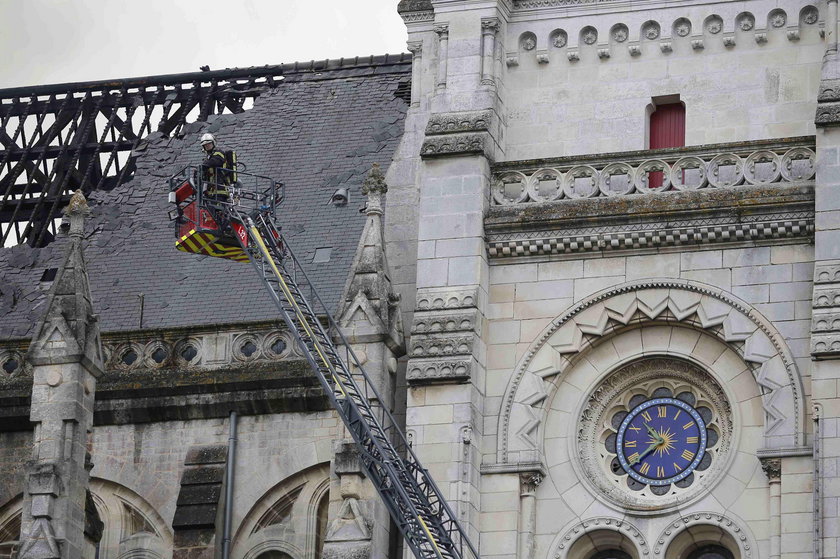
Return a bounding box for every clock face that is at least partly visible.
[616,397,707,486]
[576,358,732,511]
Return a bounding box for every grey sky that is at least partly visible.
[0,0,407,89]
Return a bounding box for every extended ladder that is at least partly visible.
[228,207,479,559]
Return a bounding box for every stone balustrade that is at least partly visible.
[491,137,816,206]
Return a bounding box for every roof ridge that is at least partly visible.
[0,53,412,98]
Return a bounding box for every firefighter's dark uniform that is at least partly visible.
[202,148,231,202]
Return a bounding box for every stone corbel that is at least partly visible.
[536,50,549,64]
[567,49,580,62]
[628,44,641,57]
[506,53,520,67]
[723,35,736,48]
[787,28,801,41]
[597,47,610,59]
[755,32,768,44]
[691,38,705,50]
[659,40,672,53]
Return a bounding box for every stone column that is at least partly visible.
[813,4,840,554]
[408,41,423,108]
[761,458,782,559]
[18,191,104,559]
[435,24,449,92]
[517,472,542,559]
[480,18,500,87]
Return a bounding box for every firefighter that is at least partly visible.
[199,133,231,202]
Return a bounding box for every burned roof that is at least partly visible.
[0,57,411,339]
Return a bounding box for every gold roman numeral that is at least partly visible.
[673,410,681,420]
[658,406,667,418]
[628,452,640,463]
[683,421,694,430]
[629,425,641,432]
[625,440,637,448]
[641,411,652,422]
[656,466,665,478]
[686,436,699,444]
[681,449,695,461]
[639,462,651,475]
[673,462,682,473]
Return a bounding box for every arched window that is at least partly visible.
[0,511,20,559]
[686,545,735,559]
[255,552,293,559]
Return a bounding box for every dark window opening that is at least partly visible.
[686,544,735,559]
[40,268,58,282]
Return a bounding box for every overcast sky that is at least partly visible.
[0,0,407,89]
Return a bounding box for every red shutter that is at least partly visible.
[648,103,685,188]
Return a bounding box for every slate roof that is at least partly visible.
[0,57,411,339]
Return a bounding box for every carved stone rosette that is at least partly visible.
[407,287,482,384]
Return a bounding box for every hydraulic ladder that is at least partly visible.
[227,206,480,559]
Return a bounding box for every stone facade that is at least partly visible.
[390,0,835,558]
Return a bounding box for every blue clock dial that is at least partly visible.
[615,397,707,486]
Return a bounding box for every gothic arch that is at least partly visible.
[233,463,330,559]
[497,279,805,465]
[88,478,171,559]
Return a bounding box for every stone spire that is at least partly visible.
[19,190,103,559]
[337,164,404,355]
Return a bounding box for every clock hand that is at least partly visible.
[644,421,663,443]
[629,439,659,466]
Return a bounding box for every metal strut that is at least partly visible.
[227,206,479,559]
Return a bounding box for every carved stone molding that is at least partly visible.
[553,517,649,559]
[408,287,481,384]
[815,102,840,127]
[487,214,813,258]
[406,356,472,383]
[653,512,755,557]
[421,133,491,159]
[425,110,492,135]
[811,260,840,358]
[498,280,804,465]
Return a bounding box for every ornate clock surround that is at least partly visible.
[576,357,734,513]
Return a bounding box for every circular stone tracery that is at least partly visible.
[577,358,732,512]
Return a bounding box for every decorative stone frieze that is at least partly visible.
[397,0,433,24]
[421,110,497,160]
[491,140,816,205]
[407,287,482,384]
[406,357,473,383]
[487,214,813,258]
[102,326,298,372]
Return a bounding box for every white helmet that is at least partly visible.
[200,133,215,148]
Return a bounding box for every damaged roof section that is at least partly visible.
[0,57,411,339]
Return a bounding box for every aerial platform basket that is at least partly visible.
[168,165,283,262]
